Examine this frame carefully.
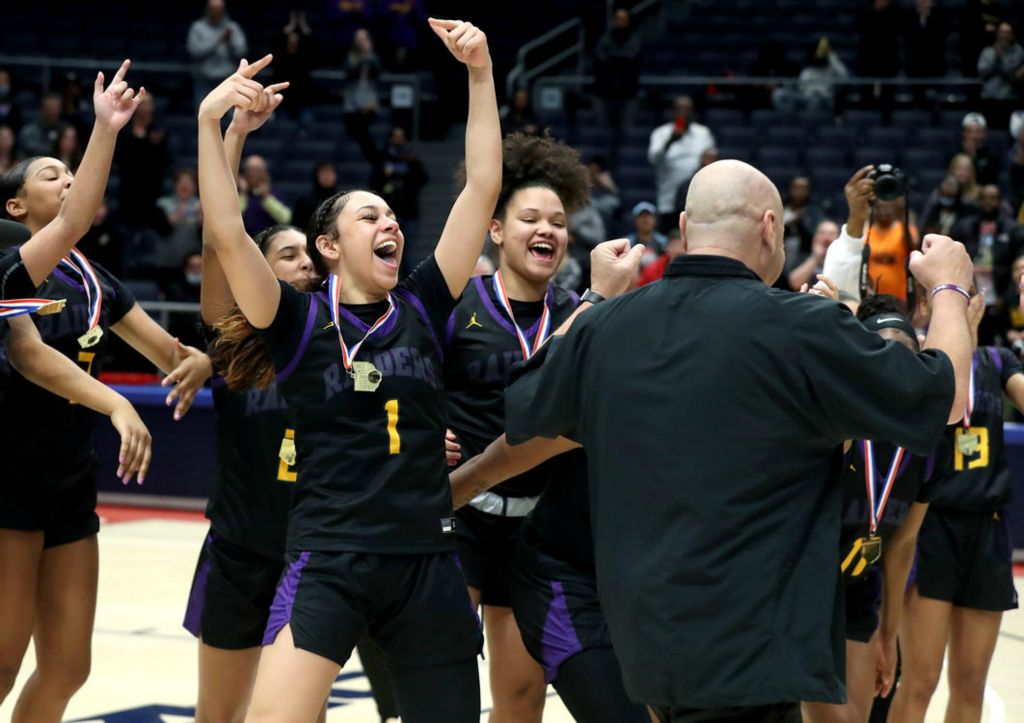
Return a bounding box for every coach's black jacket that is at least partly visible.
[505,255,955,709]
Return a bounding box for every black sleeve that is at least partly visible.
[0,248,38,300]
[92,261,137,324]
[792,295,956,455]
[915,437,953,503]
[255,280,315,371]
[998,346,1024,387]
[397,253,457,341]
[505,317,591,445]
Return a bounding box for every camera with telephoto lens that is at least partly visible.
[867,163,907,201]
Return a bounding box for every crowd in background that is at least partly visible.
[4,0,1024,368]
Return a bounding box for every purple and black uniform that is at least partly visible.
[254,255,482,675]
[444,274,578,606]
[838,441,944,642]
[182,371,296,649]
[913,347,1020,612]
[0,255,135,547]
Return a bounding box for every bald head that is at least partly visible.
[681,160,785,283]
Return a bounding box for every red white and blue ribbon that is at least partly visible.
[963,352,976,428]
[0,297,64,318]
[862,440,906,535]
[327,273,396,373]
[59,247,103,333]
[492,271,552,360]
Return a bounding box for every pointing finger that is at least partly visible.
[241,54,273,79]
[111,58,131,85]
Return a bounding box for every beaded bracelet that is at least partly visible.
[930,283,971,303]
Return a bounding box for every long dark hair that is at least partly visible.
[209,224,317,390]
[0,157,42,219]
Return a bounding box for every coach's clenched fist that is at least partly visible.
[909,233,974,295]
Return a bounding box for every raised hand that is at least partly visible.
[93,59,145,132]
[589,238,646,299]
[230,58,289,135]
[198,54,275,122]
[801,274,840,301]
[428,18,491,69]
[161,340,213,420]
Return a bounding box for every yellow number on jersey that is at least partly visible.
[954,426,989,471]
[385,399,400,455]
[277,428,297,482]
[70,351,96,406]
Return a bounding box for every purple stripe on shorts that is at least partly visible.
[394,288,443,362]
[540,580,584,683]
[276,299,320,383]
[262,550,311,646]
[182,533,215,637]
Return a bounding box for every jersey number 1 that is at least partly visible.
[385,399,400,454]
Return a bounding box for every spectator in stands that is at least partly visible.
[920,175,970,235]
[594,7,644,166]
[371,126,427,253]
[343,28,383,163]
[637,227,685,286]
[552,243,583,294]
[327,0,372,50]
[274,17,318,126]
[948,151,981,204]
[783,175,824,256]
[746,40,799,112]
[0,70,22,132]
[857,190,920,301]
[165,252,207,351]
[115,93,169,229]
[187,0,248,111]
[586,155,621,232]
[569,195,607,251]
[647,95,715,232]
[905,0,948,81]
[53,125,83,173]
[1011,115,1024,217]
[951,183,1024,342]
[857,0,902,106]
[58,72,91,137]
[978,22,1024,128]
[955,112,999,186]
[627,201,668,267]
[774,37,848,113]
[293,160,339,230]
[381,0,426,71]
[500,88,540,137]
[1002,252,1024,353]
[784,219,839,291]
[17,92,64,157]
[156,168,203,289]
[961,0,1018,77]
[0,124,17,175]
[240,154,293,236]
[78,200,124,277]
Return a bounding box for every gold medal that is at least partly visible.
[860,535,882,566]
[957,430,981,456]
[36,299,66,316]
[77,326,103,349]
[278,436,297,467]
[351,360,383,393]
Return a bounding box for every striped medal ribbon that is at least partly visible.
[859,440,906,565]
[492,271,552,360]
[0,297,66,318]
[59,248,104,348]
[327,273,395,392]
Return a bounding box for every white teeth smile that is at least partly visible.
[374,240,398,258]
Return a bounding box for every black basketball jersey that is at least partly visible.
[838,441,941,581]
[0,257,135,481]
[256,255,456,553]
[207,376,295,557]
[930,346,1021,511]
[521,449,594,572]
[0,247,44,403]
[445,274,579,497]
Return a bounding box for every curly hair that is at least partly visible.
[457,132,591,218]
[855,293,905,322]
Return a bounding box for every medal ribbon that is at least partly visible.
[327,273,396,373]
[963,352,976,428]
[492,271,552,360]
[862,440,906,535]
[0,297,62,318]
[58,248,102,332]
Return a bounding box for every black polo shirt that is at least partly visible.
[505,255,955,710]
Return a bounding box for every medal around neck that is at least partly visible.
[278,436,297,466]
[351,360,383,393]
[78,326,104,349]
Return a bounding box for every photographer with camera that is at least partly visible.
[823,165,920,304]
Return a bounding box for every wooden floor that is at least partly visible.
[1,510,1021,722]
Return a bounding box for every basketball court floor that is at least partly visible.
[2,506,1021,722]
